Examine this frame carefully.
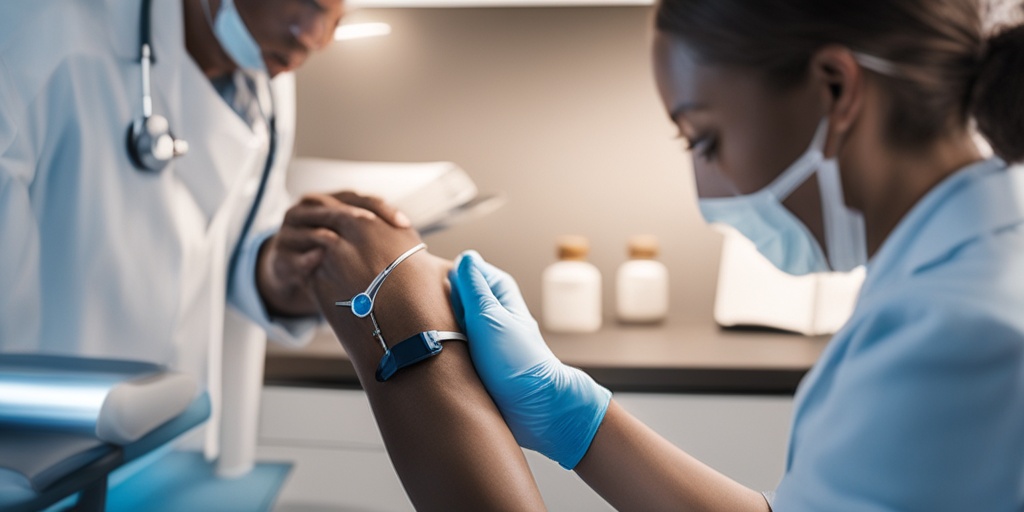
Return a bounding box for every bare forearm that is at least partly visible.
[363,343,544,510]
[575,401,769,512]
[314,254,546,511]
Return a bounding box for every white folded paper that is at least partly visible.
[286,158,504,234]
[712,226,865,336]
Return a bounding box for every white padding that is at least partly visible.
[95,372,198,444]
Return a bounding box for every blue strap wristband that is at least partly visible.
[335,243,468,382]
[375,330,468,382]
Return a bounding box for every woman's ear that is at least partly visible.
[809,45,866,157]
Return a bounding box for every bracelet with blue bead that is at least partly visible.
[335,243,466,382]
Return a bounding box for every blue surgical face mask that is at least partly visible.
[203,0,267,74]
[698,119,867,275]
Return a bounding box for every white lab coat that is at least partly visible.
[0,0,315,466]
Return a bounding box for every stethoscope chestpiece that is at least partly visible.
[127,2,188,174]
[126,114,188,172]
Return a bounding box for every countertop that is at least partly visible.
[264,321,829,395]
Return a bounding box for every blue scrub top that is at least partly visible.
[772,158,1024,510]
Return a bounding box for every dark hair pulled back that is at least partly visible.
[973,22,1024,162]
[655,0,1024,162]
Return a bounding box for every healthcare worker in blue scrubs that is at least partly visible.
[0,0,379,472]
[444,0,1024,509]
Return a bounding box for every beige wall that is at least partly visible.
[293,6,724,324]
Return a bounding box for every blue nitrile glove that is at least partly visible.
[449,250,612,470]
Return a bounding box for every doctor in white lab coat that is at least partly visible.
[0,0,347,474]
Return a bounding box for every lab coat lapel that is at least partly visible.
[176,64,268,227]
[126,0,262,231]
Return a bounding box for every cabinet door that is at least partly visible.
[259,386,792,511]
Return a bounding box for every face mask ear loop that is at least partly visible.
[817,155,868,270]
[764,119,830,201]
[852,52,901,78]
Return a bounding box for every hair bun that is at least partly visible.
[972,22,1024,162]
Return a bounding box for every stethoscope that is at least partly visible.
[127,0,277,266]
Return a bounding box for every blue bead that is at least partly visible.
[352,294,373,317]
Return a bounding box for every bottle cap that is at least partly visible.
[557,235,590,261]
[628,235,659,259]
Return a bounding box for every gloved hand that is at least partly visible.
[449,250,611,470]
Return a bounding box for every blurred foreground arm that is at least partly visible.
[298,194,546,511]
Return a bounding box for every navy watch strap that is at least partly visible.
[375,330,467,382]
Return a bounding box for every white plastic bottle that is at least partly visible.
[616,235,669,323]
[542,236,602,333]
